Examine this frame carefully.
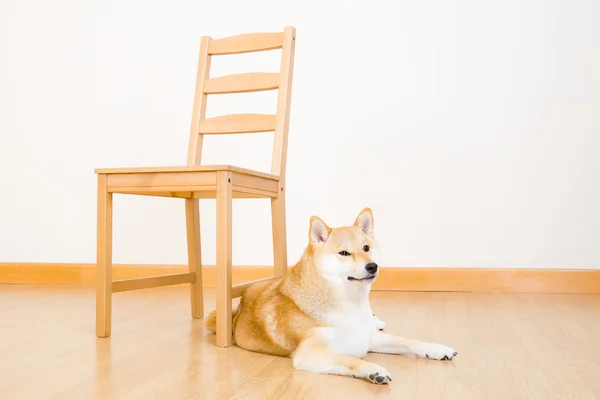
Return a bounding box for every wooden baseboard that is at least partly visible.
[0,263,272,288]
[0,262,599,294]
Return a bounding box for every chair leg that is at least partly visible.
[185,198,204,319]
[271,188,288,277]
[96,174,113,338]
[215,171,233,347]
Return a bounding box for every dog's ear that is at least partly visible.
[354,207,374,237]
[309,216,331,245]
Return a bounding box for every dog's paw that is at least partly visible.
[416,343,458,361]
[373,315,387,331]
[359,363,392,385]
[367,372,392,385]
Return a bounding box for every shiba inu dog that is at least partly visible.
[206,208,457,384]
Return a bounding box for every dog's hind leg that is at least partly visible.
[292,328,392,385]
[369,331,458,360]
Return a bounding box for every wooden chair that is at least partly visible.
[95,26,296,347]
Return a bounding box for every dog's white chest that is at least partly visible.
[323,310,374,358]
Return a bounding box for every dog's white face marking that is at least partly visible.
[370,247,381,265]
[319,254,351,281]
[319,234,379,284]
[317,238,380,284]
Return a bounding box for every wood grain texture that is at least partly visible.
[96,166,280,199]
[95,174,112,338]
[0,263,82,284]
[111,273,195,293]
[114,188,276,199]
[93,165,279,180]
[269,26,294,283]
[271,193,287,278]
[231,171,278,193]
[204,72,279,94]
[185,198,204,318]
[186,36,211,166]
[198,114,276,135]
[1,285,599,399]
[106,171,216,190]
[271,26,296,179]
[2,263,599,294]
[215,171,233,346]
[0,263,274,287]
[375,267,600,294]
[208,31,284,55]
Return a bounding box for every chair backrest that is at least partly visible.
[186,26,296,182]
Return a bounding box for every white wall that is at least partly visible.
[1,0,599,269]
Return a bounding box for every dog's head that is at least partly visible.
[308,208,380,286]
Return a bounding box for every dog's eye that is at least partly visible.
[338,250,351,256]
[363,245,370,252]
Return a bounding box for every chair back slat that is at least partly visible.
[204,72,279,95]
[208,32,285,55]
[199,114,276,135]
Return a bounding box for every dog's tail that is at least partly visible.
[205,304,239,333]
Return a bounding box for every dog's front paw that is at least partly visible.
[373,315,387,331]
[367,371,392,385]
[359,363,392,385]
[416,343,458,361]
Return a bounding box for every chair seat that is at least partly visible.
[95,164,280,199]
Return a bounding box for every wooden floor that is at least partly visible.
[1,286,599,400]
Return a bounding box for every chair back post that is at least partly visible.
[271,26,296,186]
[187,36,212,166]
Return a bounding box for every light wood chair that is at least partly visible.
[95,26,296,347]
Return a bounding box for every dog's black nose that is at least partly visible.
[365,263,378,274]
